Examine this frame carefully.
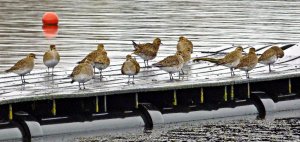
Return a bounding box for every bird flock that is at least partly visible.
[4,36,284,90]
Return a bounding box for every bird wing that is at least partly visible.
[70,64,84,77]
[121,62,125,75]
[258,48,276,62]
[236,55,249,68]
[78,50,99,64]
[155,55,179,67]
[131,59,140,73]
[6,58,27,72]
[134,43,152,52]
[220,51,239,65]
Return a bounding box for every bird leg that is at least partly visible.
[20,76,24,84]
[52,68,54,75]
[147,60,150,68]
[132,75,135,84]
[169,73,174,80]
[78,83,81,90]
[47,67,50,74]
[246,71,249,78]
[230,68,235,76]
[180,69,185,75]
[144,60,147,68]
[100,69,103,80]
[83,83,86,89]
[127,75,131,84]
[22,75,28,84]
[268,64,272,73]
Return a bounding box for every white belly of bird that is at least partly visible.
[224,59,240,68]
[44,59,59,68]
[123,70,136,75]
[259,55,277,65]
[14,68,32,75]
[73,74,93,83]
[160,64,183,74]
[95,63,109,70]
[239,63,257,72]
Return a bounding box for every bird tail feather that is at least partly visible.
[132,40,138,49]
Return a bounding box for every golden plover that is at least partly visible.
[153,51,184,80]
[5,53,37,84]
[132,38,162,67]
[235,47,258,78]
[121,54,140,84]
[258,46,284,72]
[43,44,60,75]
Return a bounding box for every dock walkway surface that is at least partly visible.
[0,43,300,105]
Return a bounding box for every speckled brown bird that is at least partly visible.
[193,46,243,76]
[235,47,258,78]
[121,54,140,84]
[43,44,60,75]
[177,47,192,74]
[132,38,162,67]
[78,44,107,73]
[71,59,94,90]
[153,51,184,80]
[177,36,193,53]
[94,52,110,79]
[5,53,37,84]
[258,46,284,72]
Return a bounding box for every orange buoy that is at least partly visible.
[42,12,59,25]
[42,25,58,38]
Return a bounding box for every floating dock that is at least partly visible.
[1,43,300,141]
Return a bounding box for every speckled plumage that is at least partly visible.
[94,52,110,79]
[193,46,243,76]
[43,45,60,75]
[78,44,106,64]
[258,46,284,72]
[71,60,94,89]
[153,51,184,80]
[132,38,162,67]
[121,55,140,84]
[177,36,193,53]
[78,44,107,74]
[5,53,37,84]
[235,48,258,78]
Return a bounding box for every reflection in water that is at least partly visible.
[42,25,59,39]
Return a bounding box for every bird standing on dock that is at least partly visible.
[78,44,107,74]
[43,44,60,75]
[71,59,94,90]
[153,51,184,80]
[193,46,243,76]
[132,38,162,67]
[5,53,37,84]
[178,47,192,75]
[177,36,193,53]
[235,47,258,78]
[94,52,110,80]
[258,46,284,72]
[121,55,140,84]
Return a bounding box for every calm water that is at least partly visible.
[1,0,300,71]
[1,0,300,141]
